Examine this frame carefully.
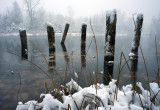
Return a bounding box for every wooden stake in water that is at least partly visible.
[61,22,70,44]
[19,29,28,59]
[47,22,56,70]
[81,23,87,67]
[131,13,143,54]
[104,10,117,85]
[47,23,55,52]
[129,13,143,90]
[81,23,87,44]
[105,9,117,45]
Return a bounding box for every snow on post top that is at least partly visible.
[19,28,26,32]
[82,22,87,26]
[106,9,117,24]
[137,13,143,20]
[65,21,70,25]
[46,21,53,27]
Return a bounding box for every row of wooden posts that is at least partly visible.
[19,10,143,85]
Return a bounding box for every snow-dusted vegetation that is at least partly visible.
[16,79,160,110]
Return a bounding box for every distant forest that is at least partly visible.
[0,1,159,35]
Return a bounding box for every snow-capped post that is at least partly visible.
[61,22,70,44]
[130,13,143,57]
[47,22,56,70]
[105,9,117,45]
[104,9,117,85]
[47,22,55,52]
[19,29,28,59]
[81,23,87,67]
[129,14,143,90]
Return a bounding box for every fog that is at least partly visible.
[0,0,160,34]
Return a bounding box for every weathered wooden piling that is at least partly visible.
[105,9,117,45]
[81,23,87,67]
[61,22,70,44]
[47,22,56,70]
[19,29,28,59]
[81,23,87,44]
[129,13,143,90]
[104,10,117,85]
[47,23,55,52]
[131,13,143,54]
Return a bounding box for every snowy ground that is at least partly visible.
[16,79,160,110]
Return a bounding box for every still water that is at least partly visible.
[0,32,159,109]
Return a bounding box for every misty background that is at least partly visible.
[0,0,159,35]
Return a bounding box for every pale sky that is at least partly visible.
[0,0,160,20]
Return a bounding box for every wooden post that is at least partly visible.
[104,10,117,85]
[61,22,70,44]
[47,22,56,70]
[47,23,55,52]
[131,13,143,55]
[105,9,117,45]
[81,23,87,67]
[129,13,143,90]
[81,23,87,44]
[19,29,28,59]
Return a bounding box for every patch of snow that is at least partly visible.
[16,79,160,110]
[65,21,70,25]
[129,52,135,57]
[19,28,26,32]
[105,51,113,56]
[137,13,143,20]
[108,61,114,64]
[74,71,78,78]
[46,21,53,27]
[66,78,82,93]
[106,9,117,24]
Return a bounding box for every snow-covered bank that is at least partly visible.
[16,79,160,110]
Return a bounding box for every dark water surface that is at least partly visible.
[0,33,159,110]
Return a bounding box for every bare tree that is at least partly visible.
[23,0,40,28]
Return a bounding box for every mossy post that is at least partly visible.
[104,10,117,85]
[19,29,28,59]
[47,23,55,52]
[61,22,70,44]
[81,23,87,67]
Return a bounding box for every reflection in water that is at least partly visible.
[48,47,56,71]
[81,42,86,68]
[61,44,69,64]
[61,44,70,84]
